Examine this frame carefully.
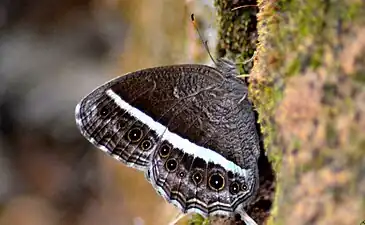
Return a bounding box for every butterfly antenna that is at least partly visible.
[236,51,257,66]
[190,14,217,65]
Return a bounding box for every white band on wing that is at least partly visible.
[106,89,246,177]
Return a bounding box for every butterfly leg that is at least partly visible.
[236,207,258,225]
[167,212,186,225]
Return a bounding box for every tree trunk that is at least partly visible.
[214,0,365,224]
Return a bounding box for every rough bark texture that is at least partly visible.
[214,0,365,224]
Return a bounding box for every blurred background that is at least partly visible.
[0,0,218,224]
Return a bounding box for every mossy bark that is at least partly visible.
[215,0,365,224]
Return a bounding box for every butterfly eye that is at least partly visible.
[241,183,248,191]
[141,139,153,151]
[127,127,143,142]
[208,173,225,191]
[191,171,203,185]
[165,158,178,172]
[229,182,240,195]
[159,144,171,158]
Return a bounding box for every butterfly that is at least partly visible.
[75,58,260,225]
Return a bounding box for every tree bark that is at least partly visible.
[214,0,365,224]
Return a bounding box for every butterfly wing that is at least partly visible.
[75,64,226,169]
[75,62,260,215]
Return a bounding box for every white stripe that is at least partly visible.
[106,89,246,176]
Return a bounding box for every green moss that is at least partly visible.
[286,59,301,76]
[344,2,364,21]
[214,0,258,74]
[322,83,338,105]
[310,46,324,69]
[252,81,283,166]
[188,214,209,225]
[352,71,365,84]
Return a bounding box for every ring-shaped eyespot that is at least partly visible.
[191,171,203,186]
[99,105,110,117]
[127,127,143,143]
[140,139,153,151]
[208,173,225,191]
[116,118,129,130]
[159,144,171,158]
[229,182,240,195]
[165,158,178,172]
[241,183,248,191]
[178,171,185,178]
